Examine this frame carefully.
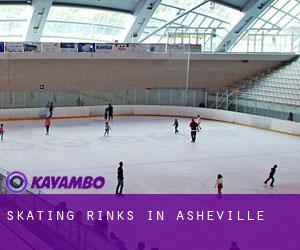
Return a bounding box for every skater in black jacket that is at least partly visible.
[115,162,124,194]
[264,165,277,187]
[107,103,113,121]
[173,119,179,133]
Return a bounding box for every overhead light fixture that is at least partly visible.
[147,3,154,10]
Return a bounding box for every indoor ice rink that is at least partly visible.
[1,1,300,250]
[1,115,299,194]
[0,0,299,197]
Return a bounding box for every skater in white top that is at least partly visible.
[215,174,223,196]
[196,115,202,130]
[104,122,111,137]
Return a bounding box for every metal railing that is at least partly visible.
[231,32,300,53]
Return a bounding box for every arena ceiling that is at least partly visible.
[0,0,299,52]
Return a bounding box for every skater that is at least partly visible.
[288,112,294,121]
[0,124,4,141]
[104,107,109,120]
[48,102,54,118]
[189,119,199,142]
[264,164,277,187]
[215,174,223,196]
[173,118,179,133]
[104,122,111,137]
[107,103,113,121]
[196,115,202,130]
[229,242,240,250]
[115,162,124,195]
[44,117,51,135]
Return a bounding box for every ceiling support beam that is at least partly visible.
[138,0,210,43]
[26,0,53,42]
[124,0,161,43]
[216,0,275,52]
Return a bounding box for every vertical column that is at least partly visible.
[24,92,27,108]
[26,0,53,42]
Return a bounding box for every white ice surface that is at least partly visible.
[0,116,299,194]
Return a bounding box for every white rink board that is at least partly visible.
[0,105,299,135]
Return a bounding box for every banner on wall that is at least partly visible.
[23,42,41,53]
[148,44,167,53]
[78,43,96,52]
[116,43,130,52]
[185,44,202,53]
[167,44,185,53]
[0,42,4,52]
[95,43,114,52]
[60,43,78,52]
[5,42,23,52]
[42,43,60,53]
[129,43,149,52]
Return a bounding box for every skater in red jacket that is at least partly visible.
[189,119,199,142]
[44,118,51,135]
[0,124,5,141]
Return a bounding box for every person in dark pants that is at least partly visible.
[44,117,51,135]
[115,162,124,195]
[107,103,113,121]
[173,118,179,133]
[104,107,108,120]
[264,165,277,187]
[48,102,54,118]
[288,112,294,121]
[189,119,199,142]
[0,124,4,141]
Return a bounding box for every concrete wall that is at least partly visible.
[0,53,294,91]
[0,105,299,136]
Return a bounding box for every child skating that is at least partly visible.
[104,122,111,137]
[196,115,202,130]
[44,117,51,135]
[173,119,179,133]
[104,107,108,120]
[0,124,5,141]
[215,174,223,196]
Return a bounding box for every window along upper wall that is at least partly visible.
[41,6,134,43]
[138,0,244,51]
[231,0,300,53]
[0,5,33,42]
